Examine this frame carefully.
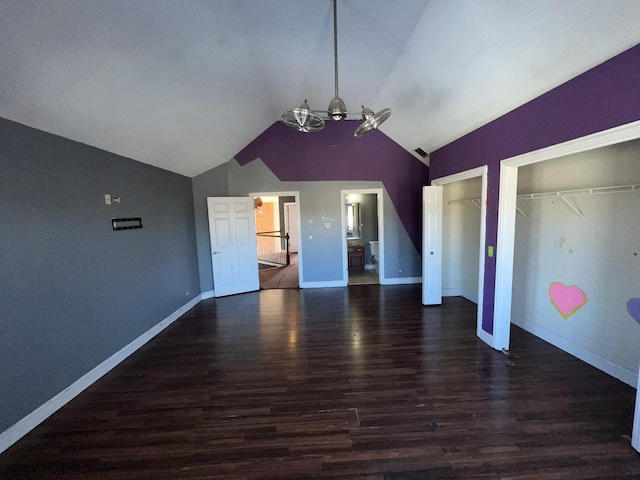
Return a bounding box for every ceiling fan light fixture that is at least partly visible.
[281,100,325,133]
[354,106,391,138]
[281,0,391,137]
[328,95,347,121]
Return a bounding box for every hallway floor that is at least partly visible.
[259,253,299,289]
[348,268,379,285]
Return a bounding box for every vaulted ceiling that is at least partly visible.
[1,1,640,177]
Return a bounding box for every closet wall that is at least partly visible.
[442,177,482,303]
[512,138,640,378]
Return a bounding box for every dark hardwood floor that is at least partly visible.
[1,285,638,479]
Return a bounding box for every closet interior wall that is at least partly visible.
[511,138,640,381]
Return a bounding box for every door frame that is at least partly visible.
[340,188,384,285]
[283,202,298,253]
[494,120,640,353]
[431,166,488,345]
[494,120,640,452]
[249,190,302,283]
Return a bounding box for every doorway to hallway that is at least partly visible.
[250,190,302,290]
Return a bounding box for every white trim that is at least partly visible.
[299,280,346,288]
[477,328,493,347]
[381,276,422,285]
[432,166,487,186]
[201,290,215,300]
[461,290,478,304]
[442,288,478,304]
[0,295,203,455]
[443,288,463,297]
[493,164,518,352]
[633,366,640,452]
[512,314,637,388]
[431,166,488,347]
[501,120,640,169]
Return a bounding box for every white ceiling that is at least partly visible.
[1,0,639,177]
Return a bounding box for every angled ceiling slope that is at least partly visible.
[1,1,639,177]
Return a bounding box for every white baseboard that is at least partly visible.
[443,288,478,304]
[633,367,640,452]
[380,276,421,285]
[201,290,215,300]
[299,280,347,288]
[476,328,493,347]
[300,277,421,288]
[511,314,638,388]
[364,264,376,270]
[0,295,204,455]
[443,288,463,297]
[461,290,478,304]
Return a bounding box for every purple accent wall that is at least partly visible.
[235,119,429,253]
[430,44,640,334]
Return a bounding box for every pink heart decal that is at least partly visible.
[549,282,588,319]
[627,298,640,325]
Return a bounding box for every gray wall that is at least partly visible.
[222,157,420,284]
[0,118,199,432]
[191,163,229,293]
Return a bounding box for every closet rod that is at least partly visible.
[517,183,640,199]
[447,183,640,205]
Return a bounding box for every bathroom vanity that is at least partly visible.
[347,240,365,270]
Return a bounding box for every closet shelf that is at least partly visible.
[447,198,482,208]
[447,183,639,219]
[517,183,640,199]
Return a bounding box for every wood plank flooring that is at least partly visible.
[1,285,638,479]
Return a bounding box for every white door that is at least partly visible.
[207,197,259,297]
[422,186,443,305]
[283,202,298,253]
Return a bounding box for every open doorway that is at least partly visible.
[493,121,640,453]
[341,188,384,285]
[494,122,640,374]
[250,191,302,289]
[431,166,488,342]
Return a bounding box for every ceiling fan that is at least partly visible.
[280,0,391,137]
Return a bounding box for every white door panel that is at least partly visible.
[422,186,443,305]
[284,202,298,253]
[208,197,259,297]
[213,218,231,247]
